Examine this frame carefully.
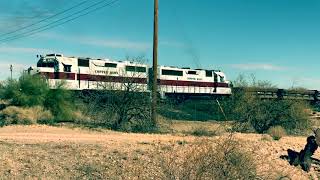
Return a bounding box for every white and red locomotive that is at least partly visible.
[31,53,232,98]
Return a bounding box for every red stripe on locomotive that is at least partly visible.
[40,72,147,84]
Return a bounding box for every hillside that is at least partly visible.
[0,125,319,179]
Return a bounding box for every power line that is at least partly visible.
[0,0,89,38]
[0,0,113,42]
[0,0,120,43]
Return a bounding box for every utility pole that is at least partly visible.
[151,0,158,125]
[10,64,13,80]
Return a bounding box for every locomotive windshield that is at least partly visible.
[37,57,57,67]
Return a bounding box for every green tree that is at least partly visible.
[230,74,310,134]
[44,82,74,122]
[1,74,74,123]
[2,74,49,107]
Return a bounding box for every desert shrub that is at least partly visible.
[260,134,273,141]
[229,74,311,134]
[72,111,92,124]
[230,121,256,133]
[155,137,257,180]
[232,73,277,89]
[0,74,74,123]
[268,126,287,140]
[278,100,310,133]
[0,106,53,126]
[44,83,74,122]
[73,96,113,128]
[0,100,9,111]
[313,102,320,112]
[190,127,218,136]
[230,88,271,133]
[78,56,157,132]
[247,99,310,134]
[1,75,49,107]
[211,138,257,179]
[37,117,55,125]
[76,162,104,179]
[119,115,158,133]
[83,82,157,133]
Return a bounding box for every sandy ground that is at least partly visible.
[0,125,319,179]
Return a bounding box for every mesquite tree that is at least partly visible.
[83,57,156,132]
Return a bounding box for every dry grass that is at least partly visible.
[268,126,287,140]
[0,106,53,125]
[168,119,229,135]
[150,137,257,180]
[189,127,220,136]
[73,111,92,124]
[0,125,318,179]
[0,142,125,179]
[260,134,273,142]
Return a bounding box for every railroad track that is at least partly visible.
[233,87,320,101]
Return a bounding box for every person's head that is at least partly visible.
[313,128,320,146]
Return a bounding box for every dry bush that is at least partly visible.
[149,137,257,180]
[75,162,104,179]
[260,134,273,141]
[190,127,219,137]
[81,57,157,132]
[267,126,287,140]
[231,89,311,134]
[155,116,174,134]
[230,121,256,133]
[75,99,114,128]
[0,106,53,126]
[229,74,311,134]
[73,111,92,124]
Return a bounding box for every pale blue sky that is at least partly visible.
[0,0,319,89]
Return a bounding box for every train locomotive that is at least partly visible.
[31,53,232,98]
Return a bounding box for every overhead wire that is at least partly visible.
[0,0,120,43]
[0,0,89,37]
[0,0,115,42]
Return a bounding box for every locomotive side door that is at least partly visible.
[213,72,218,93]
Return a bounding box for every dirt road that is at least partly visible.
[0,125,196,144]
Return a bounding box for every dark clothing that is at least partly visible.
[287,136,318,172]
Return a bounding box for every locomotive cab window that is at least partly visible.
[105,63,117,68]
[187,70,197,75]
[162,69,183,76]
[37,58,56,67]
[78,59,89,67]
[63,65,72,72]
[37,61,55,67]
[205,70,212,77]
